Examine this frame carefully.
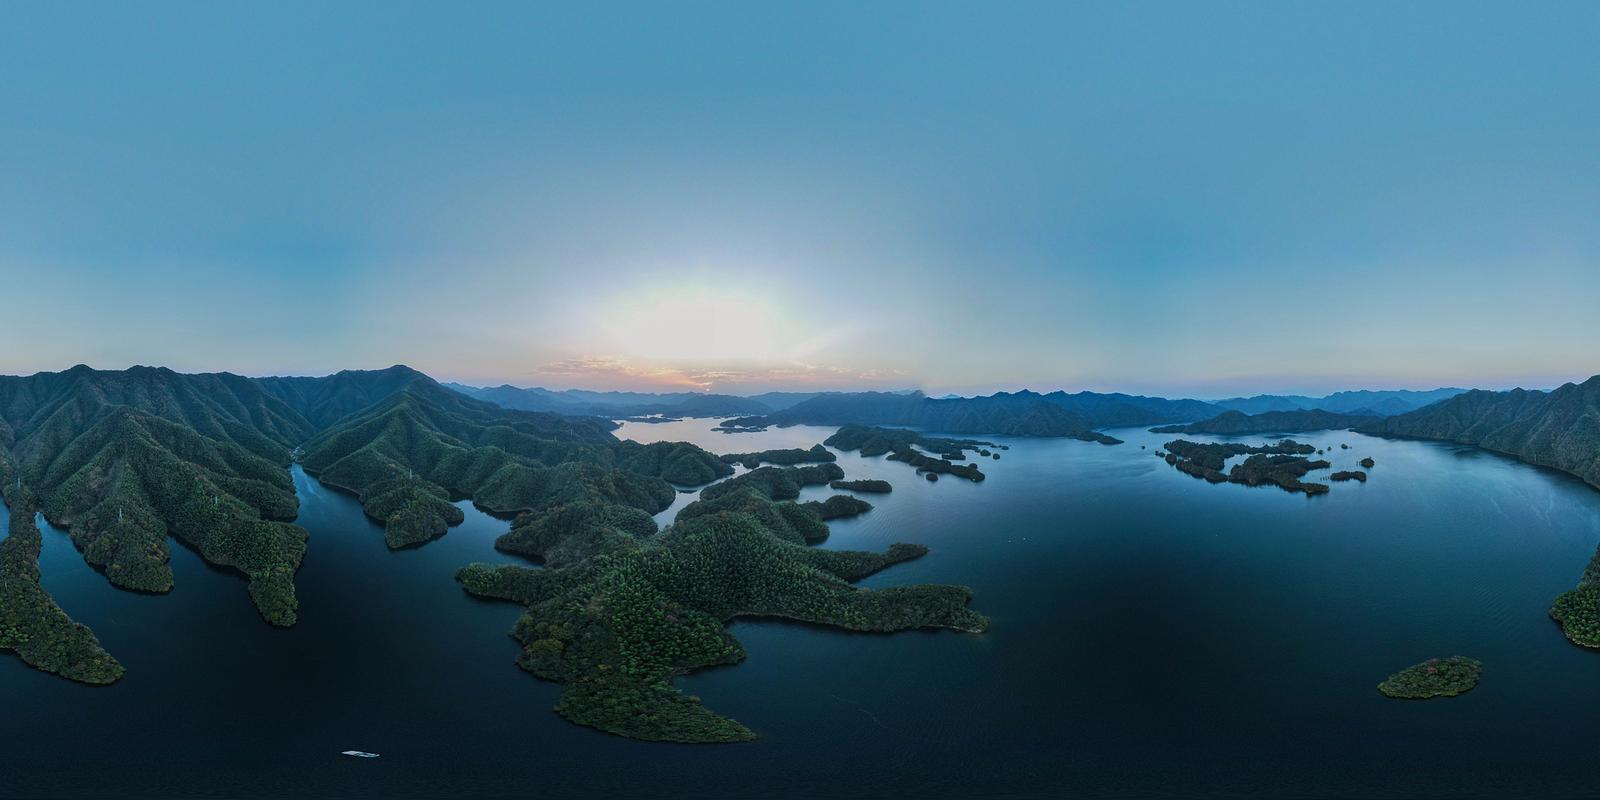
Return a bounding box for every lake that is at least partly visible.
[5,421,1600,798]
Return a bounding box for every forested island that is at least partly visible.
[824,426,991,482]
[1161,439,1337,494]
[459,457,982,742]
[719,444,837,469]
[1377,657,1481,699]
[830,479,892,493]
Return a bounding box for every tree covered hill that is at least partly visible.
[294,379,731,548]
[0,366,316,627]
[1357,376,1600,490]
[1152,409,1378,435]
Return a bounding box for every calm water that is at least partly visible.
[6,423,1600,798]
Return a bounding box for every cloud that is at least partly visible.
[524,357,909,393]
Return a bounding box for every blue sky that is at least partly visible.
[2,2,1596,397]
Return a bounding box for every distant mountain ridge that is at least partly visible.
[717,389,1224,441]
[445,382,772,418]
[1214,388,1466,417]
[1152,409,1378,435]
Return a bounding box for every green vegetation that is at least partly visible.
[1358,376,1599,489]
[825,425,994,459]
[458,494,984,742]
[1151,409,1377,435]
[697,464,845,504]
[719,444,836,469]
[1330,470,1367,482]
[825,426,990,482]
[1377,657,1481,699]
[1227,454,1332,495]
[830,479,892,493]
[803,494,873,520]
[1549,547,1600,647]
[738,389,1199,439]
[0,467,125,685]
[615,440,734,486]
[297,383,696,547]
[0,367,311,625]
[1161,439,1332,494]
[1,364,993,724]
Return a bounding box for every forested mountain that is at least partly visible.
[747,390,1109,439]
[727,389,1222,440]
[257,365,436,428]
[0,366,314,627]
[295,380,730,548]
[1038,391,1220,426]
[1152,409,1377,435]
[1215,388,1465,416]
[1358,377,1600,489]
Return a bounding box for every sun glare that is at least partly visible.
[597,287,790,365]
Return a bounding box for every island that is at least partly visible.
[457,458,985,742]
[803,494,874,520]
[1330,470,1367,482]
[1377,657,1482,699]
[1360,457,1376,468]
[824,425,990,482]
[1161,439,1334,494]
[719,443,837,469]
[830,479,892,493]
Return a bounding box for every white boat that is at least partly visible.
[341,751,380,759]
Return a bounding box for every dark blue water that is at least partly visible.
[6,426,1600,798]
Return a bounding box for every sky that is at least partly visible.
[2,2,1597,399]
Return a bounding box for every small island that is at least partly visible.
[720,444,837,469]
[830,479,892,493]
[1330,470,1367,482]
[1377,657,1481,699]
[802,495,874,520]
[1360,457,1376,468]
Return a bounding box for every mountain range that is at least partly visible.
[1214,388,1466,417]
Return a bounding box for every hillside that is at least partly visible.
[1355,377,1600,648]
[1152,409,1377,435]
[1215,388,1465,416]
[0,366,314,627]
[1357,377,1600,489]
[297,381,727,547]
[458,456,984,742]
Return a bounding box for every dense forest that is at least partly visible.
[824,426,996,482]
[0,365,987,744]
[1151,409,1376,435]
[458,460,984,742]
[1160,439,1342,494]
